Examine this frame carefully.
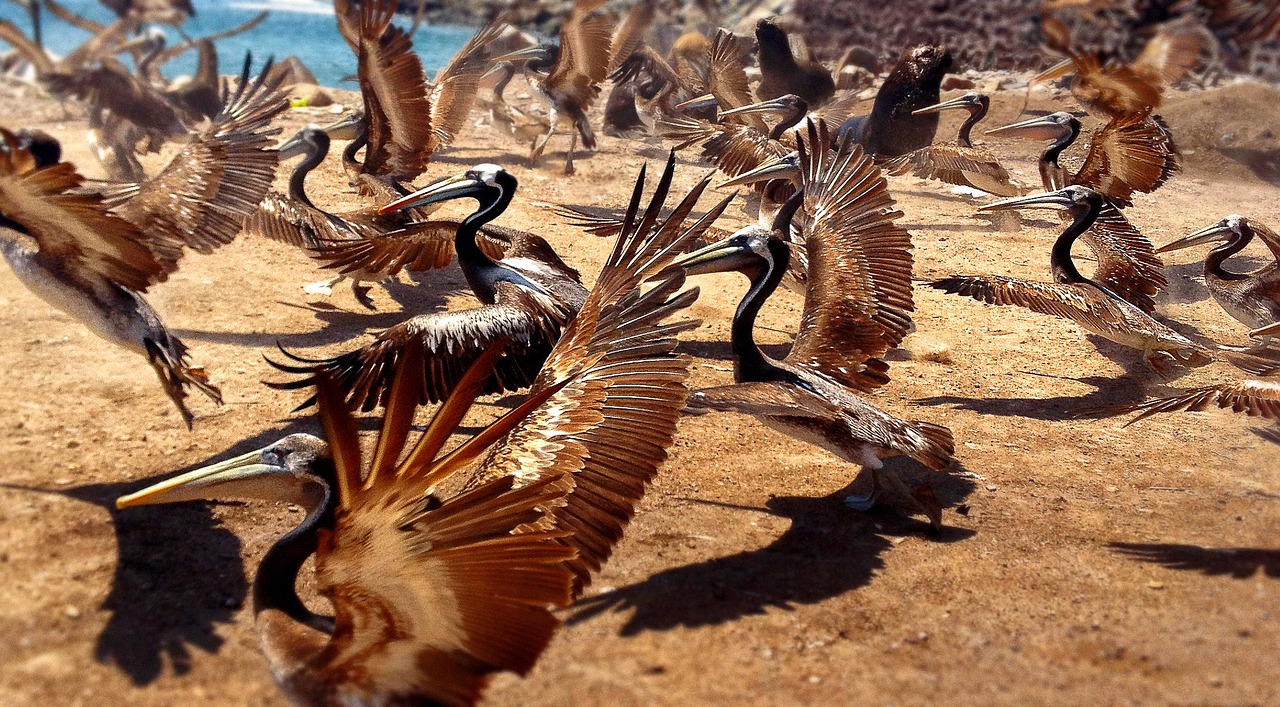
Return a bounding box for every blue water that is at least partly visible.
[0,0,474,87]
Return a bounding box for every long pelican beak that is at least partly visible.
[116,446,291,508]
[977,189,1076,212]
[490,44,548,64]
[717,96,795,118]
[719,154,800,188]
[985,114,1069,140]
[675,93,719,112]
[911,93,976,115]
[378,173,486,214]
[1157,222,1233,253]
[321,111,364,140]
[1032,57,1077,86]
[276,129,309,159]
[1251,321,1280,337]
[670,234,756,276]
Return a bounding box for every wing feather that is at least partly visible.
[358,0,434,182]
[428,17,505,151]
[1077,202,1166,312]
[1073,112,1179,206]
[547,0,613,110]
[1112,380,1280,425]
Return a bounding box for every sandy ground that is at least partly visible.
[0,76,1278,706]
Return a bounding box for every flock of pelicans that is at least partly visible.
[2,0,1280,704]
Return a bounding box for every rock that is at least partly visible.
[266,55,318,88]
[941,74,976,90]
[837,65,875,92]
[291,84,334,109]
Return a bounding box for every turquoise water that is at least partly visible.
[0,0,473,87]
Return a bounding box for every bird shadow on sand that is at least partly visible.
[567,465,976,635]
[0,417,347,685]
[174,267,472,350]
[1110,542,1280,579]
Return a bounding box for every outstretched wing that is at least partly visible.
[0,129,165,291]
[1068,49,1164,117]
[310,221,511,278]
[1109,380,1280,426]
[1077,202,1166,313]
[707,29,766,133]
[883,143,1019,196]
[427,17,504,151]
[547,0,614,111]
[929,275,1127,333]
[358,0,434,182]
[1073,112,1179,206]
[469,154,729,594]
[786,121,914,392]
[608,0,654,73]
[659,116,790,178]
[113,55,287,278]
[312,341,576,706]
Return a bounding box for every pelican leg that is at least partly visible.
[304,274,345,297]
[843,469,881,512]
[878,471,943,532]
[564,128,578,176]
[530,106,558,167]
[1142,346,1176,379]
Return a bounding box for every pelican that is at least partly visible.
[753,17,835,106]
[0,60,285,426]
[243,125,508,309]
[881,91,1023,197]
[329,0,501,194]
[838,44,952,157]
[671,122,954,528]
[1106,379,1280,426]
[1157,215,1280,348]
[495,0,614,174]
[270,153,730,412]
[116,164,712,703]
[929,186,1217,374]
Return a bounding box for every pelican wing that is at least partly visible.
[0,130,164,291]
[270,283,573,411]
[548,0,614,110]
[1073,112,1178,206]
[883,143,1017,194]
[1068,49,1163,117]
[113,56,287,276]
[469,155,728,593]
[708,29,766,133]
[1078,202,1166,313]
[929,275,1127,333]
[787,122,914,392]
[358,0,434,182]
[242,192,350,249]
[659,117,790,178]
[608,0,655,73]
[686,381,837,418]
[311,342,575,706]
[1132,17,1206,85]
[45,57,186,139]
[427,17,505,152]
[310,221,511,278]
[1112,380,1280,425]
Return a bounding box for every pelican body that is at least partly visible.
[839,45,952,157]
[883,91,1021,197]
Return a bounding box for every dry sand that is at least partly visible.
[0,77,1277,706]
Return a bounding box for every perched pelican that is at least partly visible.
[117,172,709,704]
[1157,215,1280,348]
[1106,379,1280,426]
[672,122,954,528]
[496,0,614,174]
[271,153,730,412]
[929,186,1216,374]
[838,45,952,157]
[881,91,1023,197]
[0,60,284,425]
[753,17,835,106]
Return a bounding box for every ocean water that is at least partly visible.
[0,0,474,87]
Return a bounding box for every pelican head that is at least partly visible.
[912,91,984,116]
[719,151,800,188]
[378,164,508,214]
[978,185,1100,214]
[671,225,777,276]
[318,110,366,141]
[116,434,331,508]
[985,111,1078,140]
[277,124,328,160]
[718,94,805,119]
[491,42,557,72]
[1158,215,1251,253]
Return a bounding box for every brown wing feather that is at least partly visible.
[113,58,287,277]
[0,130,165,291]
[242,192,351,249]
[659,116,790,178]
[787,122,914,392]
[469,155,727,594]
[1113,380,1280,425]
[427,17,504,151]
[1076,202,1166,313]
[1073,112,1178,206]
[708,29,767,133]
[1132,18,1207,85]
[359,0,434,182]
[884,143,1017,193]
[929,275,1127,333]
[608,0,654,72]
[310,221,511,278]
[548,0,613,110]
[1069,48,1164,117]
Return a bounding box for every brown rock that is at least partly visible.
[941,74,976,90]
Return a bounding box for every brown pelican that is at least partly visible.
[1107,379,1280,426]
[929,186,1219,374]
[271,153,730,412]
[754,17,834,106]
[1157,216,1280,348]
[838,45,952,157]
[881,92,1023,197]
[115,173,709,704]
[495,0,614,174]
[671,122,954,528]
[100,0,194,27]
[0,61,284,425]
